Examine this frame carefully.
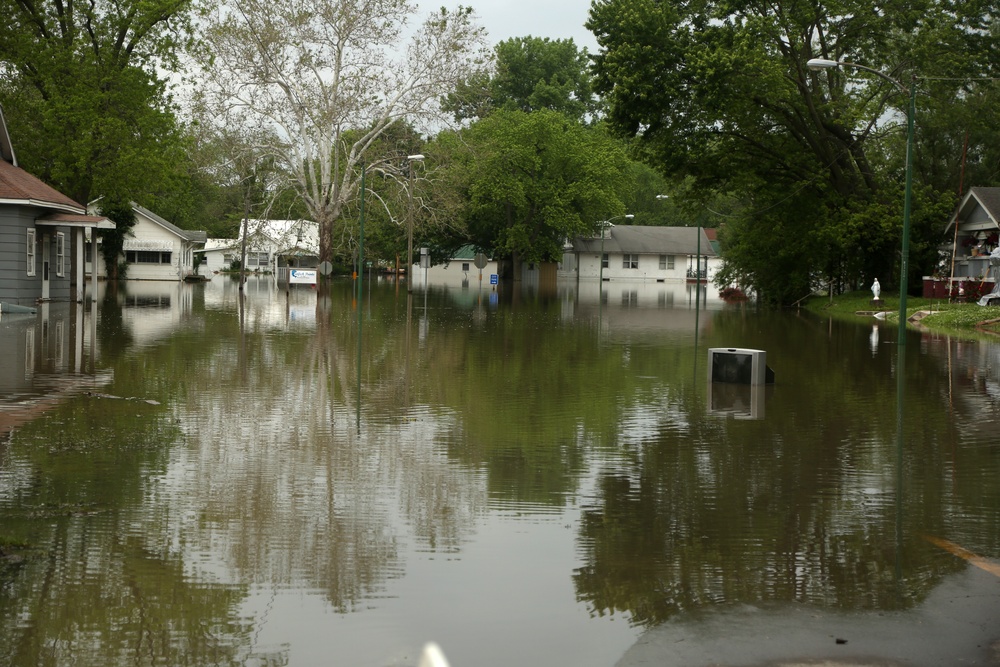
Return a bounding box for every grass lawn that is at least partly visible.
[800,291,1000,337]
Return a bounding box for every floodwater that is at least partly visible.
[1,275,998,667]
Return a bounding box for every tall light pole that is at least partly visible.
[406,154,425,292]
[599,214,634,284]
[807,58,915,346]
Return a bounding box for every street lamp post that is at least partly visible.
[806,58,915,346]
[406,154,425,292]
[598,214,634,283]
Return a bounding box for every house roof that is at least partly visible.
[0,155,86,215]
[197,221,321,257]
[451,244,487,260]
[572,225,717,256]
[36,212,115,229]
[199,238,238,253]
[947,186,1000,232]
[0,104,86,214]
[132,202,207,244]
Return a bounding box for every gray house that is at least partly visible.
[0,106,112,307]
[569,225,719,283]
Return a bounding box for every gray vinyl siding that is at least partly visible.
[42,229,72,301]
[0,206,38,304]
[0,206,73,304]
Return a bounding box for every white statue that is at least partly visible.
[871,278,881,301]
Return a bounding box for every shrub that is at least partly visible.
[720,286,748,301]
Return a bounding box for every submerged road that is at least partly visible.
[615,564,1000,667]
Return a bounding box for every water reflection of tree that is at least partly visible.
[97,286,134,359]
[0,399,271,666]
[570,313,1000,628]
[117,286,486,614]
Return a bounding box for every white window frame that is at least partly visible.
[659,254,675,270]
[247,251,270,267]
[622,254,638,269]
[26,229,36,276]
[56,232,66,277]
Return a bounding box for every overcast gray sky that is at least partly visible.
[469,0,599,52]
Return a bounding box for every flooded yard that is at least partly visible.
[1,276,999,666]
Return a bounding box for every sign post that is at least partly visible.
[474,253,487,284]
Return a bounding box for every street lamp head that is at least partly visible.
[625,214,634,219]
[655,194,669,200]
[807,58,841,70]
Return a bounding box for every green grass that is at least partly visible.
[800,291,1000,336]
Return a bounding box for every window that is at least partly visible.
[26,229,36,276]
[622,254,638,269]
[601,253,608,269]
[247,252,269,267]
[462,262,470,271]
[126,250,172,264]
[56,232,66,277]
[659,254,675,270]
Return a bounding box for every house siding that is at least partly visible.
[0,207,73,304]
[122,216,187,280]
[944,186,1000,283]
[0,207,36,303]
[86,205,205,281]
[569,226,721,284]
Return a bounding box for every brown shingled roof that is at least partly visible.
[0,158,84,214]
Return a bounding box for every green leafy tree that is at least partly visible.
[0,0,197,206]
[446,35,598,123]
[446,109,632,278]
[587,0,1000,303]
[97,199,136,281]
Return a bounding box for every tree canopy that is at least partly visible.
[440,108,632,274]
[588,0,1000,303]
[197,0,489,271]
[0,0,197,207]
[447,36,598,124]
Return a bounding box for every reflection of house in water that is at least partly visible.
[0,304,113,437]
[92,280,199,347]
[563,281,724,338]
[202,274,319,329]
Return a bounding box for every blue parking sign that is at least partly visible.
[490,274,498,285]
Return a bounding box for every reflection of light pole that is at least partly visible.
[807,58,915,346]
[599,214,634,283]
[406,154,425,293]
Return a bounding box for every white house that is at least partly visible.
[197,219,319,275]
[86,202,207,281]
[569,225,720,283]
[412,245,497,287]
